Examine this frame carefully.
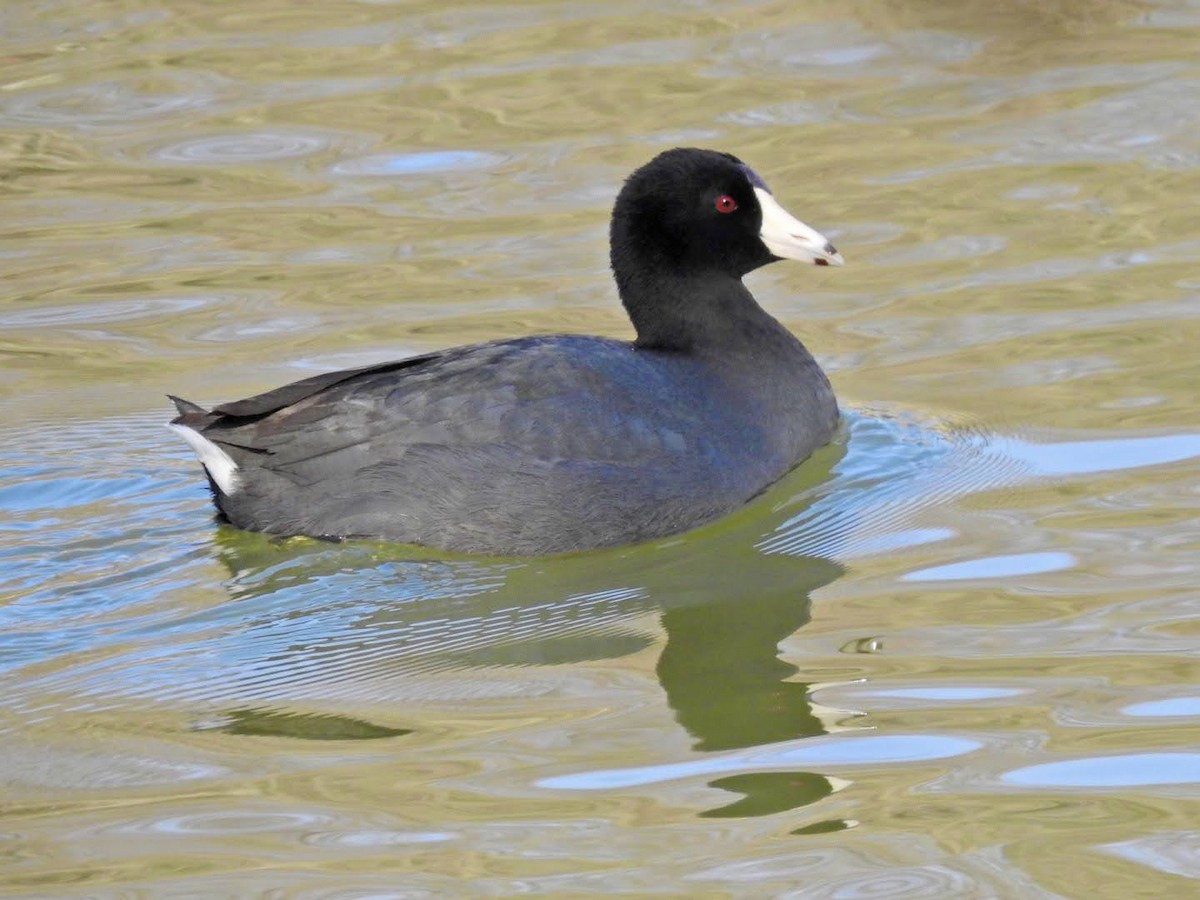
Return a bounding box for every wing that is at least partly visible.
[190,336,730,489]
[211,353,439,418]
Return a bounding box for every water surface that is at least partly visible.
[3,0,1199,895]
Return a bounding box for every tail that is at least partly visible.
[168,394,209,421]
[166,395,240,496]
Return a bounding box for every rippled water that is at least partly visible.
[3,0,1200,895]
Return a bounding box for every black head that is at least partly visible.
[611,148,775,281]
[608,148,842,349]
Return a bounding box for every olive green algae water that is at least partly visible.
[2,1,1200,895]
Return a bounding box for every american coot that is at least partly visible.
[169,148,843,555]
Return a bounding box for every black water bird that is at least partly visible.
[170,148,843,555]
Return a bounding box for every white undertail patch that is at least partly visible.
[168,423,240,495]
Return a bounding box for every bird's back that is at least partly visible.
[173,333,834,554]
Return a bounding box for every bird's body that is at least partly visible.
[170,148,843,555]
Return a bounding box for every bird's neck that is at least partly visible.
[616,267,801,358]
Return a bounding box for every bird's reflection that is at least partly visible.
[649,544,842,823]
[206,441,847,819]
[656,564,831,752]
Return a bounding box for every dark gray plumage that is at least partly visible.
[170,148,843,555]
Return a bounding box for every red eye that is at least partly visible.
[715,194,738,213]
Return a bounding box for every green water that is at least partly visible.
[3,1,1199,895]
